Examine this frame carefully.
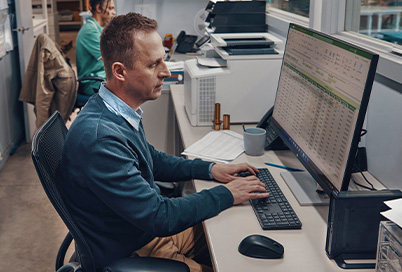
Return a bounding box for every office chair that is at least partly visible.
[63,56,104,113]
[74,76,105,112]
[31,111,190,272]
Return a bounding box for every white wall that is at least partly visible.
[366,78,402,190]
[115,0,209,39]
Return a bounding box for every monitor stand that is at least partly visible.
[281,171,330,206]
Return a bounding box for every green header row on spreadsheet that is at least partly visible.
[290,24,374,60]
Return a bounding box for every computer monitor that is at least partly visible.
[270,24,379,204]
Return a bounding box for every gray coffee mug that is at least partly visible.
[243,127,266,156]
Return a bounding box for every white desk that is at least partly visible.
[170,84,375,272]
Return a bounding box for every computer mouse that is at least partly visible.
[238,234,284,259]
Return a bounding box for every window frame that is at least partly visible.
[266,7,309,37]
[266,0,402,85]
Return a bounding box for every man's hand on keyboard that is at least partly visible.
[211,163,259,183]
[224,177,270,205]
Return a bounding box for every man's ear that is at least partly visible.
[111,62,126,82]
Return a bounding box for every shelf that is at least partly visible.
[56,0,83,31]
[59,21,81,25]
[33,18,48,28]
[32,0,49,38]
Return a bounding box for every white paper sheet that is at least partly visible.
[381,198,402,229]
[0,12,6,59]
[196,56,227,67]
[182,130,244,163]
[0,0,8,10]
[4,14,12,52]
[166,61,184,71]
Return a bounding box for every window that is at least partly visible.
[267,0,402,85]
[346,0,402,45]
[269,0,310,18]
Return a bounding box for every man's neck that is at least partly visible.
[105,82,142,111]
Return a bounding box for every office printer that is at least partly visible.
[184,32,283,126]
[205,0,267,33]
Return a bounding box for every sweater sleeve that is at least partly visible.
[148,143,213,182]
[86,137,233,237]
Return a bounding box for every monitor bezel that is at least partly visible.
[270,23,379,197]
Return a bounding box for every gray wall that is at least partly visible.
[365,76,402,190]
[115,0,209,39]
[0,50,25,170]
[0,1,25,170]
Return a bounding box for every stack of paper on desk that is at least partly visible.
[166,61,184,71]
[381,198,402,229]
[182,130,244,163]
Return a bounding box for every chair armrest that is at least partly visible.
[56,232,74,270]
[56,262,81,272]
[77,77,105,94]
[77,76,105,82]
[103,256,190,272]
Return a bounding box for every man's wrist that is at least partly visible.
[208,162,216,179]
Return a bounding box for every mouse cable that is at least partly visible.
[351,175,374,191]
[357,129,367,144]
[351,164,376,191]
[357,165,376,190]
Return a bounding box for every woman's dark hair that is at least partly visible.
[89,0,110,13]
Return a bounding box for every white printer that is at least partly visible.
[184,32,283,126]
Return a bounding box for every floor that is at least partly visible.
[0,31,78,271]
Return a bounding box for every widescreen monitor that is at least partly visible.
[270,24,379,202]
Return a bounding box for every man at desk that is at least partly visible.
[76,0,115,95]
[61,12,269,272]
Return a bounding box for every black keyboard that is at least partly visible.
[239,168,302,230]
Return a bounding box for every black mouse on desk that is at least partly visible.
[238,234,284,259]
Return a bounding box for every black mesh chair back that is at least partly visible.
[31,111,190,272]
[32,111,96,272]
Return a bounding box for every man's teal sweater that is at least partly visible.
[61,94,233,270]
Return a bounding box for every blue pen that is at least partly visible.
[265,162,304,172]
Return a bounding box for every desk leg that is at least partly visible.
[173,109,184,157]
